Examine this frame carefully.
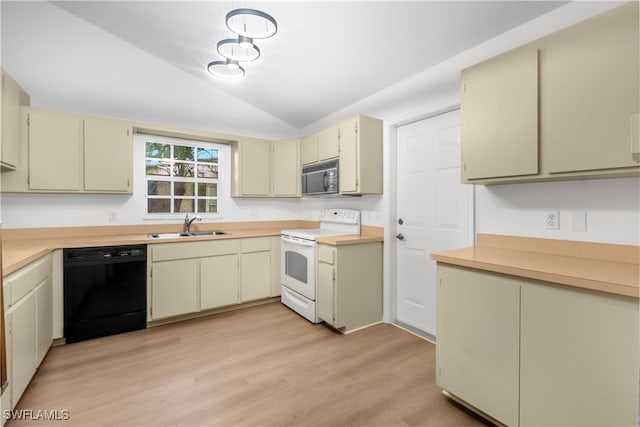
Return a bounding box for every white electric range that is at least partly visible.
[280,209,361,323]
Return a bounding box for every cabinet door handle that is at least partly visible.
[395,233,405,240]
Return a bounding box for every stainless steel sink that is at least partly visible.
[147,231,228,239]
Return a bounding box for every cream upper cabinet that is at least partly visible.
[84,117,133,192]
[28,109,83,191]
[300,126,339,166]
[1,69,30,170]
[300,132,319,165]
[338,115,383,195]
[541,2,639,174]
[460,47,539,181]
[231,138,300,198]
[271,139,300,197]
[2,107,133,194]
[316,242,383,333]
[460,2,639,184]
[231,137,271,197]
[317,125,339,161]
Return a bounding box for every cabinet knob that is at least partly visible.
[395,233,405,241]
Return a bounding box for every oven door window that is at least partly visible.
[285,251,308,284]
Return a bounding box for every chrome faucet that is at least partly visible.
[184,214,202,233]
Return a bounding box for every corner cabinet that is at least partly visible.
[3,254,53,410]
[1,69,30,171]
[436,264,639,426]
[1,107,133,194]
[231,138,300,197]
[316,242,383,333]
[461,2,639,184]
[148,237,280,322]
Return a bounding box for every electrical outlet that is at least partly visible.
[545,211,559,230]
[108,211,117,223]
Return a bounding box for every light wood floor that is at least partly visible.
[9,303,492,426]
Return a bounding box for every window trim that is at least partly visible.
[142,134,224,220]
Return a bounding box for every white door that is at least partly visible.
[395,109,473,336]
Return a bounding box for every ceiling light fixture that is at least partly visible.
[207,59,245,80]
[208,7,277,80]
[226,8,278,39]
[217,38,260,62]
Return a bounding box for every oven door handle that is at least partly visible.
[281,235,315,247]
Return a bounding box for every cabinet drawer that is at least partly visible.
[318,245,335,264]
[33,254,53,283]
[151,240,239,261]
[240,237,271,253]
[5,266,37,307]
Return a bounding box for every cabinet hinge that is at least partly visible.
[127,179,131,187]
[332,270,336,281]
[463,163,467,172]
[27,114,30,126]
[355,123,358,134]
[127,129,130,136]
[27,176,30,185]
[150,268,152,278]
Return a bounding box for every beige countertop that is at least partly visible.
[431,233,640,298]
[2,222,384,276]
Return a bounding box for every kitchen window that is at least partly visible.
[145,139,221,215]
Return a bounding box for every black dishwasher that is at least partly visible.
[64,245,147,344]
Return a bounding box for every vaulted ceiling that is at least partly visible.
[4,1,618,139]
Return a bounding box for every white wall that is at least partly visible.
[1,133,384,228]
[475,178,640,245]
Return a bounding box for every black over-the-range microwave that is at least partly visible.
[301,160,339,196]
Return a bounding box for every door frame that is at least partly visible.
[385,101,476,333]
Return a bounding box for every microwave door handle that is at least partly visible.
[323,171,329,191]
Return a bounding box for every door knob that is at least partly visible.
[398,218,404,225]
[395,233,405,240]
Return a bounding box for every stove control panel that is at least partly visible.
[319,209,361,225]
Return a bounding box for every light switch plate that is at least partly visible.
[572,211,587,232]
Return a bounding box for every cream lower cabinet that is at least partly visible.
[3,254,53,410]
[231,138,300,197]
[316,242,383,332]
[201,254,239,310]
[519,283,639,427]
[150,258,199,320]
[149,237,278,321]
[436,264,640,426]
[239,238,271,302]
[436,265,520,426]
